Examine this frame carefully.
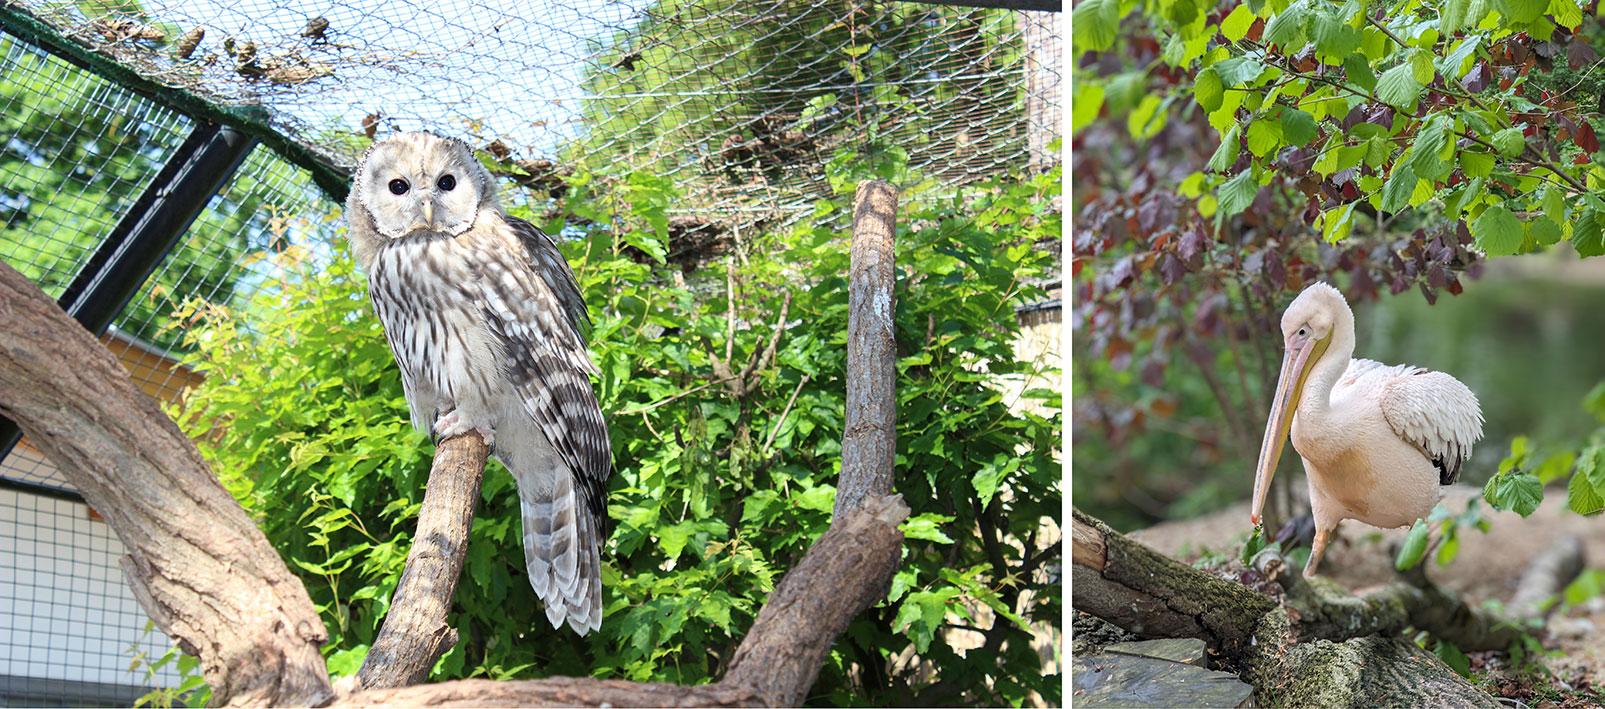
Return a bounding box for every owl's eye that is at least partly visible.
[388,179,409,195]
[437,174,457,191]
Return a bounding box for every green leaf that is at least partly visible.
[1568,470,1604,515]
[1247,117,1284,156]
[1321,202,1359,242]
[1127,94,1168,140]
[1460,150,1494,177]
[1407,116,1450,179]
[1313,13,1361,59]
[1221,3,1257,42]
[1435,640,1472,677]
[1240,526,1269,565]
[1280,107,1317,146]
[1218,169,1260,217]
[1435,527,1461,565]
[1208,125,1242,172]
[1499,0,1547,23]
[1574,208,1605,257]
[1072,83,1105,133]
[1344,53,1377,91]
[1442,0,1474,34]
[1264,1,1310,48]
[1529,215,1563,246]
[1395,519,1431,570]
[1072,0,1121,52]
[901,513,956,544]
[1585,383,1605,422]
[1471,205,1524,255]
[1195,68,1225,112]
[1551,0,1583,28]
[1483,472,1544,516]
[326,645,370,677]
[1376,63,1423,110]
[1492,127,1527,157]
[1215,56,1268,86]
[1409,50,1437,85]
[1381,164,1418,213]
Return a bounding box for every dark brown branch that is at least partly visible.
[0,261,333,706]
[355,432,489,690]
[834,179,898,519]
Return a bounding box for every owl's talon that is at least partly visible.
[433,410,495,448]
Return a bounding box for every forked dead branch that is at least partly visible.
[0,178,907,707]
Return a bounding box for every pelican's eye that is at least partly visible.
[1298,327,1308,337]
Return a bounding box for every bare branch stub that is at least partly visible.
[0,261,334,706]
[356,431,490,690]
[835,179,898,519]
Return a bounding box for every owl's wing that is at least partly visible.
[476,222,611,526]
[506,216,591,345]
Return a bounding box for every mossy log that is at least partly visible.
[1071,508,1522,707]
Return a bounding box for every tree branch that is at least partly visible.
[355,432,489,690]
[834,179,898,519]
[0,261,333,706]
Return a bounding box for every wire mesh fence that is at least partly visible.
[0,0,1059,701]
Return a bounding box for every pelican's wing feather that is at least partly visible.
[1364,362,1485,485]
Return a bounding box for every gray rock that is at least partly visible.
[1072,652,1254,708]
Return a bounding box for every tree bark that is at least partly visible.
[1072,507,1518,707]
[0,261,334,706]
[355,432,489,690]
[723,494,908,705]
[834,179,898,520]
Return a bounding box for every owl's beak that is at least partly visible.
[420,201,436,229]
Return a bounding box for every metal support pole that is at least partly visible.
[0,122,258,477]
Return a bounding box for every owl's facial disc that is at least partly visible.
[360,133,488,239]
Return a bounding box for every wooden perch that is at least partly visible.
[0,177,909,707]
[355,432,489,690]
[0,261,333,706]
[835,179,898,519]
[1071,507,1526,707]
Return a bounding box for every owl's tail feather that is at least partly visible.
[520,475,602,635]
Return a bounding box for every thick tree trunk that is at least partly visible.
[0,261,334,706]
[356,432,489,690]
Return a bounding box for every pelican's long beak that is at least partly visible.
[421,200,436,230]
[1250,330,1332,527]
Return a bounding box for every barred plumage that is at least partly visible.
[345,132,611,634]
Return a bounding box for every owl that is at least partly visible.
[344,132,610,634]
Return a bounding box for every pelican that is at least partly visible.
[1252,282,1484,577]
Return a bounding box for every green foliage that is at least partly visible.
[170,149,1060,703]
[1395,519,1431,571]
[1073,0,1605,256]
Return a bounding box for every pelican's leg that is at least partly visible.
[1304,525,1334,578]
